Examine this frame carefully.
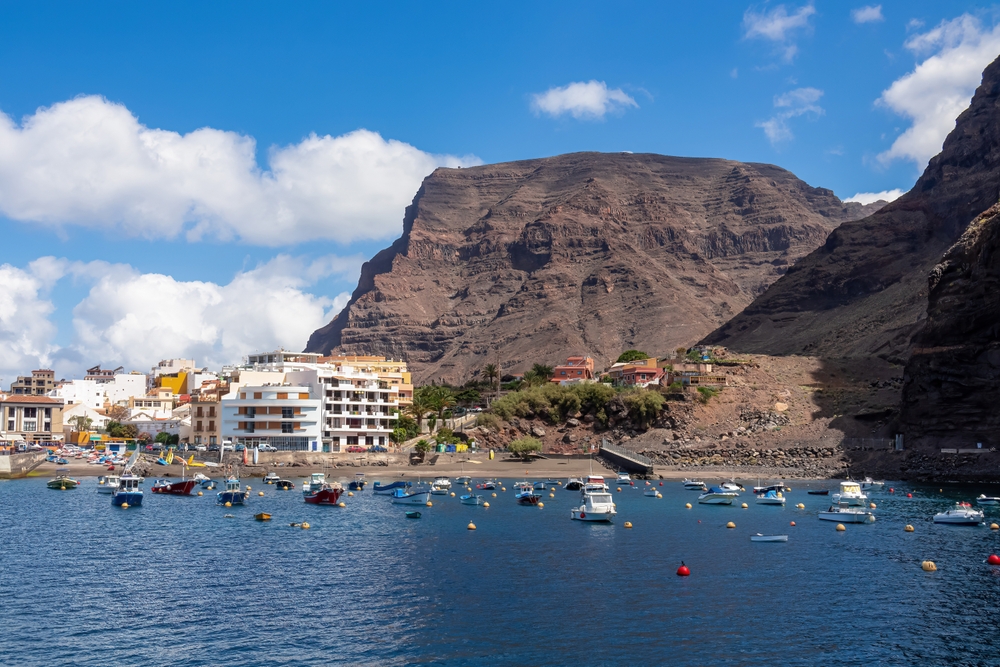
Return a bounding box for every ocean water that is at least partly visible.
[3,476,1000,666]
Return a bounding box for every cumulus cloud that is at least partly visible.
[531,81,638,120]
[0,254,359,379]
[743,3,815,61]
[844,188,904,205]
[756,87,824,144]
[851,5,883,24]
[0,96,481,246]
[877,14,1000,167]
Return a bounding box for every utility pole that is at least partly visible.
[495,347,502,405]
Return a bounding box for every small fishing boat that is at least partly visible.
[831,481,868,506]
[807,489,830,495]
[752,482,786,494]
[430,483,450,496]
[348,473,367,490]
[698,487,739,505]
[565,478,584,491]
[756,489,786,505]
[682,479,707,491]
[96,475,120,494]
[720,480,744,492]
[391,487,431,505]
[151,478,197,495]
[461,493,485,505]
[302,473,327,495]
[818,503,875,523]
[476,479,499,491]
[455,475,472,485]
[976,494,1000,506]
[432,476,452,490]
[373,480,412,495]
[616,472,632,484]
[304,481,344,505]
[515,482,541,505]
[533,481,548,490]
[194,473,213,487]
[275,480,295,490]
[933,502,984,525]
[583,475,608,493]
[860,477,885,492]
[405,511,422,519]
[571,490,616,522]
[643,487,659,497]
[217,477,249,505]
[113,475,144,507]
[263,472,281,485]
[751,534,788,542]
[254,512,271,521]
[47,475,79,490]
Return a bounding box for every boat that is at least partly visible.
[430,483,450,495]
[194,473,213,487]
[47,475,79,490]
[348,473,367,490]
[263,472,281,485]
[977,494,1000,506]
[303,473,327,494]
[831,481,868,507]
[112,474,144,507]
[460,493,485,505]
[752,482,787,494]
[96,475,120,494]
[391,487,431,505]
[720,480,744,492]
[583,475,608,493]
[860,477,885,492]
[476,479,498,490]
[515,482,541,505]
[698,487,739,505]
[275,480,295,490]
[616,472,632,484]
[373,480,412,495]
[756,489,786,505]
[533,481,548,490]
[565,478,584,491]
[818,503,875,523]
[683,479,707,491]
[151,478,197,495]
[405,511,422,519]
[933,502,984,525]
[751,534,788,542]
[807,489,830,495]
[571,490,617,522]
[254,512,271,521]
[304,480,344,505]
[217,477,249,505]
[432,476,452,490]
[155,457,168,465]
[455,475,472,485]
[643,487,659,497]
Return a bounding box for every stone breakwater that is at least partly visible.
[636,445,847,476]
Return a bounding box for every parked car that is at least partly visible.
[452,407,467,416]
[195,445,207,452]
[257,444,277,452]
[208,445,220,452]
[368,445,388,453]
[345,445,366,453]
[470,406,484,413]
[222,444,234,452]
[235,444,245,452]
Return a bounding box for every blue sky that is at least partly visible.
[1,1,998,380]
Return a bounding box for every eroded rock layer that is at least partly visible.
[306,152,876,382]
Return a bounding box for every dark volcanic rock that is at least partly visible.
[901,202,1000,447]
[704,55,1000,363]
[306,152,874,382]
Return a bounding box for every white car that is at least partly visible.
[257,444,277,452]
[195,445,207,452]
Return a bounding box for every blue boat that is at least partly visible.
[373,480,412,495]
[348,473,367,491]
[112,474,144,507]
[217,477,249,505]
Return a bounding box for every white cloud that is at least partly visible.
[0,261,60,381]
[0,96,481,246]
[756,87,825,144]
[743,3,815,61]
[851,5,883,24]
[844,188,904,205]
[531,81,638,120]
[877,14,1000,167]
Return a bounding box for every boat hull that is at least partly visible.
[391,491,431,505]
[756,497,786,505]
[977,497,1000,506]
[818,511,874,523]
[373,481,411,495]
[698,494,737,505]
[304,487,343,505]
[571,508,615,522]
[112,491,143,507]
[516,494,540,505]
[151,480,197,495]
[348,481,366,490]
[217,491,249,505]
[751,535,788,542]
[47,479,79,490]
[460,495,484,505]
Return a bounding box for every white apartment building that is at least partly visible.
[104,373,148,405]
[221,363,400,452]
[52,379,106,410]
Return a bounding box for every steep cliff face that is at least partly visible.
[704,54,1000,362]
[901,202,1000,447]
[306,152,876,382]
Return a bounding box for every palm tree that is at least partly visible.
[405,394,434,433]
[483,363,498,388]
[425,386,456,429]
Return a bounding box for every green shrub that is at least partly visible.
[508,437,542,460]
[621,389,664,429]
[616,350,650,363]
[476,413,502,430]
[696,386,720,404]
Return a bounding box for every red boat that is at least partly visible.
[304,482,344,505]
[151,479,198,495]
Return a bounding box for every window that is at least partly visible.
[194,436,201,445]
[208,406,216,418]
[246,422,255,433]
[23,407,37,419]
[23,420,37,432]
[346,436,358,445]
[253,392,262,399]
[281,407,293,419]
[366,436,374,446]
[196,420,203,432]
[281,422,293,434]
[196,407,204,418]
[247,407,256,418]
[208,421,215,431]
[210,436,217,445]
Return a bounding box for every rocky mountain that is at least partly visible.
[704,54,1000,363]
[306,152,878,383]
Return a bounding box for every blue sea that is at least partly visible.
[3,476,1000,666]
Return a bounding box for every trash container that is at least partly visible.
[436,443,446,453]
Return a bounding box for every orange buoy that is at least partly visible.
[790,521,796,526]
[989,554,1000,566]
[676,562,690,576]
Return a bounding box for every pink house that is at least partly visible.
[550,356,596,384]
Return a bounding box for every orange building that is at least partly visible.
[550,356,596,384]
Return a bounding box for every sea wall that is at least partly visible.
[0,450,49,479]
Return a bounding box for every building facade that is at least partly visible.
[1,395,64,443]
[9,370,56,396]
[222,383,323,450]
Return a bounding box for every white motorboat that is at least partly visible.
[432,476,452,490]
[455,475,472,485]
[570,491,617,522]
[818,504,875,523]
[753,482,786,494]
[831,481,868,507]
[263,471,281,484]
[565,478,584,491]
[644,487,659,497]
[720,480,744,492]
[460,493,484,505]
[698,487,739,505]
[616,472,632,484]
[683,479,707,491]
[391,488,432,505]
[860,477,885,492]
[977,494,1000,506]
[934,502,984,525]
[430,484,450,495]
[755,489,786,505]
[583,475,609,493]
[96,475,120,494]
[751,534,788,542]
[302,473,326,495]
